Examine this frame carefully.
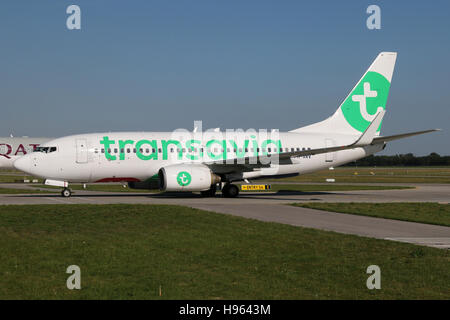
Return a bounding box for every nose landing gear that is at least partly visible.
[61,188,72,198]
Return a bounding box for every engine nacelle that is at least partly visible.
[158,164,221,192]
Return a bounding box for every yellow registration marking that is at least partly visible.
[241,184,271,191]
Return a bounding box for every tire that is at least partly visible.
[200,184,217,197]
[61,188,72,198]
[222,184,239,198]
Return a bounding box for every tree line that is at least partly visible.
[343,153,450,166]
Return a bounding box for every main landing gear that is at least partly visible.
[200,183,240,198]
[222,183,239,198]
[61,188,72,198]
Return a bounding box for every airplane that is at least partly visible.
[0,136,51,169]
[13,52,440,198]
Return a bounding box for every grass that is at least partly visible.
[273,167,450,184]
[0,204,448,299]
[242,184,412,193]
[292,203,450,227]
[0,175,43,183]
[0,187,53,194]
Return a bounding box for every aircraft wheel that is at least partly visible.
[222,184,239,198]
[61,188,72,198]
[200,184,217,197]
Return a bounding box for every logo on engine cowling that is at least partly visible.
[177,171,192,186]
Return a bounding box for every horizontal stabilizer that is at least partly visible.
[372,129,441,144]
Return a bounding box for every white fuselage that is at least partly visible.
[14,131,383,183]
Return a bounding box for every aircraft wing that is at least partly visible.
[204,113,440,174]
[205,111,386,169]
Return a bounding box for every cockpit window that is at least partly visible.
[34,146,57,153]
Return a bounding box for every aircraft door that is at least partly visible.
[76,139,88,164]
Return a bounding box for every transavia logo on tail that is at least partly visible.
[177,171,192,186]
[341,71,390,132]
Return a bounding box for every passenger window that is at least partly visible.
[101,149,105,153]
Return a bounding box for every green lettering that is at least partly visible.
[206,139,227,160]
[161,140,182,160]
[100,136,116,160]
[136,139,158,160]
[118,139,134,160]
[228,140,249,158]
[186,140,202,160]
[261,139,282,155]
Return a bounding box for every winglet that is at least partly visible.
[352,110,385,147]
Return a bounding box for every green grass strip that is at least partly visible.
[292,202,450,227]
[0,204,448,299]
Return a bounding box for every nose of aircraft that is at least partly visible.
[13,155,31,173]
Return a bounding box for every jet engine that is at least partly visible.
[158,164,221,191]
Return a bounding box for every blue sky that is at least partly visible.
[0,0,449,155]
